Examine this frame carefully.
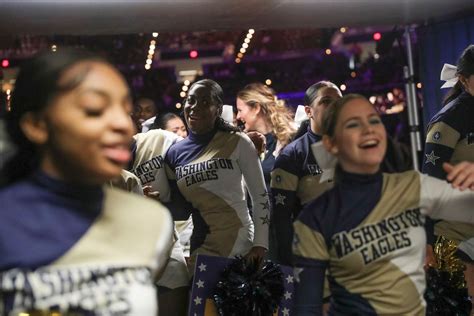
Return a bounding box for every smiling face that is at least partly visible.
[35,61,134,185]
[236,97,259,131]
[306,86,342,134]
[324,97,387,174]
[184,83,220,134]
[166,116,187,138]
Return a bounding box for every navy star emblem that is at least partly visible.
[433,131,441,142]
[260,200,270,211]
[425,150,440,166]
[275,193,286,205]
[260,214,270,225]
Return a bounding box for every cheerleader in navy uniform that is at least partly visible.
[271,81,342,265]
[293,94,474,315]
[422,44,474,312]
[0,50,173,315]
[164,79,269,274]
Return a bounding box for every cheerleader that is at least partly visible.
[164,79,269,273]
[271,81,341,265]
[293,94,474,315]
[0,50,173,315]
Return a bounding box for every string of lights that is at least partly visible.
[235,29,255,64]
[145,32,159,70]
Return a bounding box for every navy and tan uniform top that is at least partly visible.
[422,91,474,244]
[0,171,173,315]
[129,129,180,203]
[164,128,269,271]
[270,128,333,265]
[292,169,474,316]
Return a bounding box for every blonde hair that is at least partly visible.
[237,83,296,146]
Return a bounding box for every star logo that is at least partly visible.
[196,279,205,288]
[194,296,202,305]
[282,307,290,316]
[274,193,286,205]
[425,150,440,166]
[285,274,294,284]
[260,200,270,211]
[198,263,207,272]
[260,214,270,225]
[284,291,292,300]
[260,191,269,198]
[433,131,441,142]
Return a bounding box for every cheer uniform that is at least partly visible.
[128,129,190,289]
[293,169,474,315]
[422,91,474,244]
[270,128,332,265]
[0,171,173,315]
[165,128,269,272]
[129,129,180,203]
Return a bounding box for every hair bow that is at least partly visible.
[440,63,458,89]
[294,105,307,127]
[221,105,234,125]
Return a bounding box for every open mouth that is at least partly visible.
[103,145,131,165]
[359,139,379,149]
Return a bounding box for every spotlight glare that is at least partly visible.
[246,34,253,39]
[180,91,187,98]
[148,49,154,55]
[146,59,152,65]
[240,48,246,54]
[149,44,155,50]
[145,64,151,70]
[374,53,380,60]
[340,27,347,33]
[350,71,356,78]
[244,38,250,44]
[235,58,241,63]
[237,52,244,58]
[150,40,156,45]
[182,85,189,92]
[416,82,422,89]
[340,84,347,91]
[184,80,190,86]
[369,96,377,104]
[242,43,249,49]
[265,79,272,85]
[152,32,159,37]
[176,103,182,109]
[325,48,332,55]
[248,29,255,34]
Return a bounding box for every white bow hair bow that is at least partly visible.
[221,105,234,125]
[440,63,458,89]
[294,105,307,128]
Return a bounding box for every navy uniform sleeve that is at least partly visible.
[422,121,460,179]
[271,150,299,265]
[163,148,192,221]
[422,118,461,244]
[292,201,329,316]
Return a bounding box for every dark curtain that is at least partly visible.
[417,15,474,129]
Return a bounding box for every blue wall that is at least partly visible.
[418,15,474,129]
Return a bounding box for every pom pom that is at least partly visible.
[212,257,284,316]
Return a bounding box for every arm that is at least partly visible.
[422,121,459,179]
[238,134,270,251]
[163,157,192,221]
[419,172,474,223]
[271,152,299,265]
[293,219,329,316]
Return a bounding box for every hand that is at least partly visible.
[245,246,267,263]
[246,131,266,156]
[443,162,474,191]
[424,244,436,270]
[143,185,160,200]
